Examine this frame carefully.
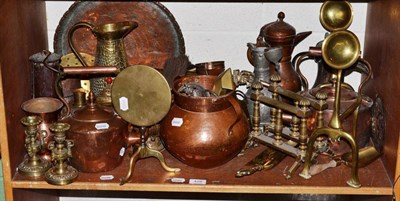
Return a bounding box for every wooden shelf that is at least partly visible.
[1,0,400,200]
[11,146,393,195]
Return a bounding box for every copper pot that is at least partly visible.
[21,97,63,161]
[160,75,249,168]
[195,61,225,76]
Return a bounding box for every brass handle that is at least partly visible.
[68,21,95,67]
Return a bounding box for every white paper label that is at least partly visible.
[171,118,183,127]
[119,147,126,156]
[189,179,207,185]
[95,123,109,130]
[119,97,129,111]
[171,178,185,183]
[100,175,114,181]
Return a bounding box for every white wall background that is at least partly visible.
[45,2,368,201]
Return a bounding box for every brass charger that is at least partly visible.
[111,65,180,185]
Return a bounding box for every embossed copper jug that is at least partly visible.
[68,21,138,97]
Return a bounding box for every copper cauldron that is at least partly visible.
[160,75,249,169]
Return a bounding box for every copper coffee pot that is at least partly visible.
[248,12,312,93]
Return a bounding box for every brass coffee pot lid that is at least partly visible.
[111,65,171,127]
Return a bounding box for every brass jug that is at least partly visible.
[68,21,138,97]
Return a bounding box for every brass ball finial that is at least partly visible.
[270,74,281,83]
[299,99,311,107]
[251,82,263,90]
[316,91,328,101]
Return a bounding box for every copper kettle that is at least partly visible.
[248,12,311,93]
[55,66,129,173]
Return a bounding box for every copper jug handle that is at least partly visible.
[226,93,243,136]
[68,21,95,67]
[339,58,372,121]
[293,47,322,91]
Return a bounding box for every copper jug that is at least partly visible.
[248,12,311,93]
[68,21,138,97]
[160,75,250,169]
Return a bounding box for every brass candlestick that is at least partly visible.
[18,116,51,177]
[44,122,78,185]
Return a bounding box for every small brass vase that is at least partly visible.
[44,122,78,185]
[18,116,51,177]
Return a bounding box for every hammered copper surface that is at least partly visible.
[54,2,185,70]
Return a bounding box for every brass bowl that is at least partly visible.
[320,1,353,32]
[322,30,360,70]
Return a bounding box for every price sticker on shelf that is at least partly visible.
[170,178,186,183]
[189,179,207,185]
[100,175,114,181]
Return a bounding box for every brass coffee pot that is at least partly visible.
[68,21,138,98]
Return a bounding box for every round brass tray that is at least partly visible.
[54,1,185,70]
[111,65,171,127]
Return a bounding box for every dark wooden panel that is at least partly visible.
[363,0,400,181]
[0,0,48,175]
[13,189,59,201]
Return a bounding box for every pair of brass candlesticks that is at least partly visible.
[18,116,77,185]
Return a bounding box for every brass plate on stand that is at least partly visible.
[111,65,171,127]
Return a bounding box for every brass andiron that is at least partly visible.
[299,0,362,188]
[18,116,51,177]
[111,65,180,185]
[44,122,78,185]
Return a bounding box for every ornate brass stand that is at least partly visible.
[111,65,180,185]
[120,126,180,185]
[18,116,51,177]
[44,122,78,185]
